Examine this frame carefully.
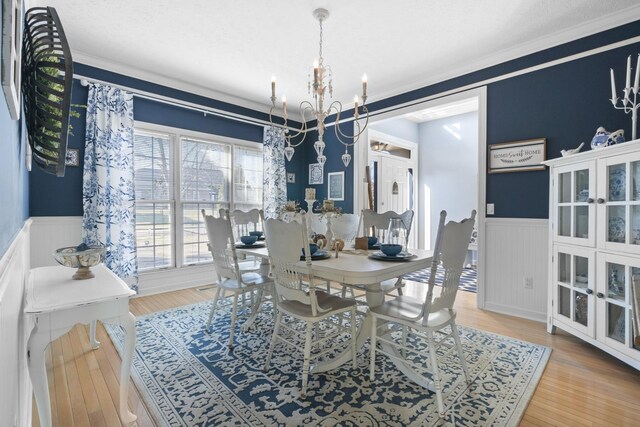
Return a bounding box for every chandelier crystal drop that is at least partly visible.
[269,8,369,168]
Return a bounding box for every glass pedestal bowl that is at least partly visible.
[53,246,106,280]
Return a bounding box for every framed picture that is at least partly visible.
[2,0,23,120]
[488,138,546,173]
[65,148,80,167]
[286,172,295,183]
[327,171,344,201]
[309,163,323,185]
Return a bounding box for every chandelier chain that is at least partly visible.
[318,18,323,66]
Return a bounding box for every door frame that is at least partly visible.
[353,86,487,308]
[367,129,419,247]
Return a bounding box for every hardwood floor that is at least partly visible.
[33,283,640,426]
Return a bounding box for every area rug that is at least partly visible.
[106,300,549,426]
[403,266,477,293]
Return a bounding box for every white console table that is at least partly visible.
[25,265,137,427]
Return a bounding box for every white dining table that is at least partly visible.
[235,245,433,372]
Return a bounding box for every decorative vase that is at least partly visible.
[591,126,625,149]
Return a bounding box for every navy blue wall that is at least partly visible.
[28,20,640,220]
[0,92,29,256]
[315,20,640,218]
[29,63,307,216]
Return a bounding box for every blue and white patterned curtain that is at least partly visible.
[82,83,138,290]
[263,126,287,218]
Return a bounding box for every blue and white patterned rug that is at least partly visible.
[106,300,549,426]
[403,267,477,293]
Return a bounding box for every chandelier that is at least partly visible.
[269,8,369,168]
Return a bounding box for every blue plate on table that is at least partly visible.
[369,251,415,261]
[235,242,266,249]
[300,250,331,260]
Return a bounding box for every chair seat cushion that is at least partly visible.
[219,272,271,290]
[370,295,454,328]
[280,290,356,319]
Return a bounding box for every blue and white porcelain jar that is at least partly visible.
[591,126,625,149]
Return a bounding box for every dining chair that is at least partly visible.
[221,208,263,271]
[330,212,360,244]
[369,209,476,418]
[262,212,358,398]
[341,209,414,298]
[226,208,263,239]
[309,212,327,235]
[202,209,273,349]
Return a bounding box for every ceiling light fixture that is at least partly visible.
[269,8,369,168]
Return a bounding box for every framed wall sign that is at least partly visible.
[286,172,295,183]
[488,138,546,173]
[309,163,323,185]
[327,171,344,201]
[2,0,23,120]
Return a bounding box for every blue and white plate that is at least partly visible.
[300,250,331,261]
[369,251,415,261]
[576,189,589,202]
[608,216,626,243]
[236,242,266,249]
[609,168,626,201]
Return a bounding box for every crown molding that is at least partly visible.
[72,50,297,120]
[368,5,640,106]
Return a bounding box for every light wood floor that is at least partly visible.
[33,283,640,427]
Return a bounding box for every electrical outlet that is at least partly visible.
[524,277,533,289]
[487,203,495,215]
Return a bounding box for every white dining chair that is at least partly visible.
[226,208,263,239]
[202,209,273,349]
[369,209,476,418]
[309,212,327,235]
[330,212,360,244]
[341,209,414,298]
[222,208,263,271]
[263,212,358,398]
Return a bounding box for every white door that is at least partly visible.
[377,155,417,247]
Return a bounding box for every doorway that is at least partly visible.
[352,87,487,307]
[367,130,418,248]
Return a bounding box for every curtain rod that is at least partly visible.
[75,74,291,130]
[75,74,369,135]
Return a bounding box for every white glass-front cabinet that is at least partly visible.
[553,161,596,247]
[552,245,595,337]
[545,139,640,370]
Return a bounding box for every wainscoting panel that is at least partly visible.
[30,216,83,268]
[0,220,32,427]
[482,218,548,322]
[29,216,215,296]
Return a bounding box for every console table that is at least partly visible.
[25,265,137,427]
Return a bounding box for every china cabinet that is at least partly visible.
[545,139,640,369]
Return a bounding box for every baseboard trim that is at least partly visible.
[136,264,215,297]
[483,302,546,323]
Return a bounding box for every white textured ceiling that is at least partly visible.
[27,0,640,114]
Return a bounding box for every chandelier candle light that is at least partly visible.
[610,53,640,140]
[269,8,369,168]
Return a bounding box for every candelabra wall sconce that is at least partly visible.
[610,53,640,140]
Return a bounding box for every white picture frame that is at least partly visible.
[286,172,295,183]
[327,171,344,201]
[309,163,323,185]
[2,0,23,120]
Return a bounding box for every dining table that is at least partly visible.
[235,244,433,373]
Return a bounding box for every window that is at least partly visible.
[133,131,173,270]
[133,126,263,271]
